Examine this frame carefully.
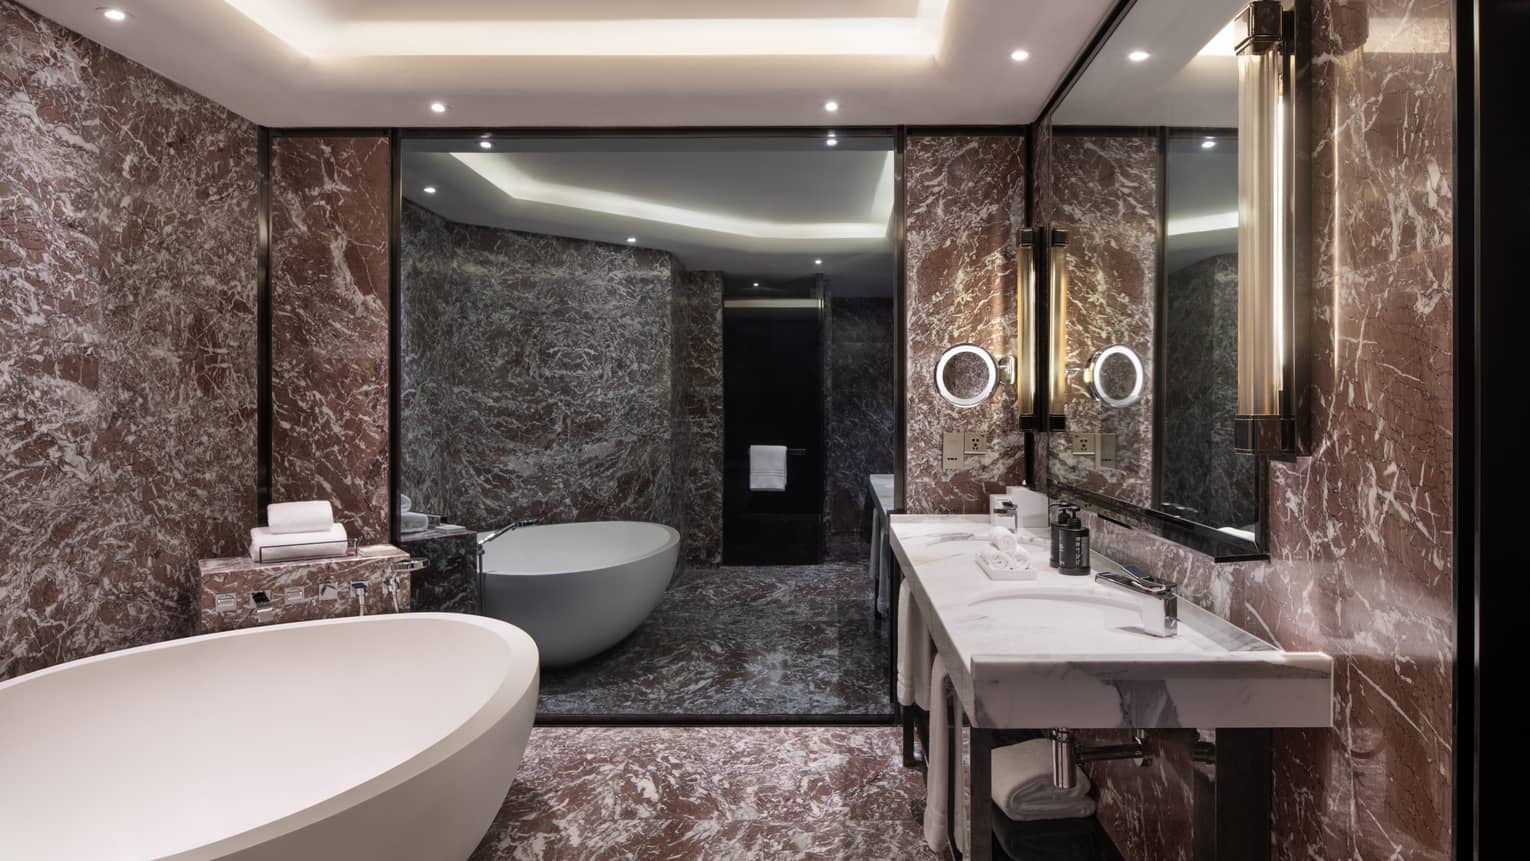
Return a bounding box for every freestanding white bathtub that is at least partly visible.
[0,613,538,861]
[482,521,680,667]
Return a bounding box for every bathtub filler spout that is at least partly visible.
[478,519,540,548]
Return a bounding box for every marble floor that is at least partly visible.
[469,726,940,861]
[537,537,891,717]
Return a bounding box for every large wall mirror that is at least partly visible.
[1038,0,1266,557]
[397,133,900,719]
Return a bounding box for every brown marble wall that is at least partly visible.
[0,0,259,680]
[1045,132,1159,508]
[828,298,896,533]
[672,270,725,563]
[195,545,409,633]
[904,134,1027,513]
[269,135,392,543]
[1058,2,1458,859]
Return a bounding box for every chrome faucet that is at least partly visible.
[478,518,540,547]
[1095,564,1178,637]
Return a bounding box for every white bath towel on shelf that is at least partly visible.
[896,581,932,710]
[748,445,788,491]
[249,523,348,562]
[923,655,968,856]
[265,500,335,535]
[991,739,1097,822]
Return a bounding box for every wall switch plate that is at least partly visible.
[283,586,306,604]
[942,431,965,471]
[1097,433,1118,468]
[964,432,988,454]
[213,593,238,613]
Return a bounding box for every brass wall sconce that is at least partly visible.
[1047,228,1070,431]
[1234,0,1307,454]
[1016,228,1040,428]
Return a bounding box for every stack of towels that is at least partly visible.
[249,500,349,562]
[977,526,1035,580]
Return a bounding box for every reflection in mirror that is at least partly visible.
[935,344,999,408]
[1084,344,1144,409]
[1041,0,1260,546]
[399,134,897,718]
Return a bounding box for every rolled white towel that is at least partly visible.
[895,581,932,709]
[249,523,348,562]
[991,739,1097,822]
[265,500,335,535]
[988,526,1019,555]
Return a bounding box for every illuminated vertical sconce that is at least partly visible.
[1046,228,1070,431]
[1233,0,1304,454]
[1016,229,1040,429]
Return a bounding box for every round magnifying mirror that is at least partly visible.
[935,344,998,408]
[1084,344,1145,408]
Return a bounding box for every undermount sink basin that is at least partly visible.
[889,515,1335,731]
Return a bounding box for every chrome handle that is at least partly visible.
[1095,564,1177,596]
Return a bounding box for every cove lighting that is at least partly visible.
[452,152,895,241]
[221,0,951,58]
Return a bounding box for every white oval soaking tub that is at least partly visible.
[0,613,538,861]
[482,521,680,666]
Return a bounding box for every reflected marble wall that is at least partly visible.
[829,299,896,533]
[270,135,392,543]
[904,134,1027,513]
[0,0,259,679]
[1068,2,1458,859]
[1045,132,1158,508]
[399,202,724,556]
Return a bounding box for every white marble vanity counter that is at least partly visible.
[889,514,1333,730]
[869,474,895,515]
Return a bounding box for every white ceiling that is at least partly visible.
[1053,0,1245,127]
[404,137,898,296]
[1164,134,1238,275]
[20,0,1113,127]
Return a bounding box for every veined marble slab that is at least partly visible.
[889,515,1332,730]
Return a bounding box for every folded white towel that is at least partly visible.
[400,511,430,533]
[249,523,348,562]
[991,739,1097,822]
[923,656,954,853]
[265,500,335,535]
[895,581,932,709]
[748,445,787,491]
[978,548,1035,581]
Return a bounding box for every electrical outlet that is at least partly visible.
[1072,432,1097,456]
[942,432,965,471]
[964,432,988,454]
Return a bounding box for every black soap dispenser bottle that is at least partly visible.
[1057,508,1091,576]
[1048,502,1075,569]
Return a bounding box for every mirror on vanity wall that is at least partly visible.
[1032,0,1272,558]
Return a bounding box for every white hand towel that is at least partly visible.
[401,511,430,533]
[923,656,968,856]
[265,500,335,535]
[991,739,1097,822]
[748,445,788,491]
[249,523,348,562]
[895,581,933,709]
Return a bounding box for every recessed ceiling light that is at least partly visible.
[423,186,437,194]
[479,140,493,150]
[99,7,127,21]
[1201,138,1216,149]
[1127,50,1151,62]
[1010,49,1030,62]
[626,237,637,243]
[814,258,823,266]
[824,100,839,113]
[753,282,761,287]
[429,101,448,113]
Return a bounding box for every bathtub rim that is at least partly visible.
[480,520,681,577]
[0,612,538,861]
